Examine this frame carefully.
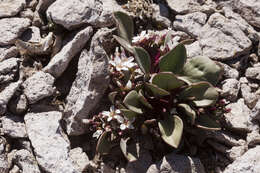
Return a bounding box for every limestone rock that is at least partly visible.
[0,46,18,62]
[233,0,260,29]
[43,26,93,78]
[12,149,41,173]
[221,79,240,102]
[23,71,55,104]
[218,62,239,79]
[147,152,205,173]
[24,111,79,173]
[247,131,260,146]
[166,0,216,14]
[0,0,26,18]
[251,99,260,121]
[173,12,207,37]
[186,41,202,58]
[223,146,260,173]
[224,99,252,132]
[198,13,251,60]
[0,115,27,138]
[0,81,22,115]
[46,0,103,30]
[0,137,9,173]
[0,18,31,46]
[240,82,259,109]
[245,67,260,80]
[0,58,19,84]
[69,147,89,172]
[64,28,110,135]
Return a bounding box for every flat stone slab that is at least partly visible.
[24,111,79,173]
[0,18,31,46]
[0,0,26,18]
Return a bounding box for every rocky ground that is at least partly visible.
[0,0,260,173]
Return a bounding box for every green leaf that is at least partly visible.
[145,83,170,97]
[152,72,185,91]
[158,115,183,148]
[96,131,111,154]
[177,104,196,125]
[179,82,219,107]
[120,138,138,162]
[159,43,187,74]
[120,109,138,121]
[123,90,143,114]
[196,114,221,130]
[113,35,134,53]
[139,90,153,109]
[113,11,134,43]
[133,46,151,74]
[182,56,223,85]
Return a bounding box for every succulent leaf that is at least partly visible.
[159,43,187,74]
[158,115,183,148]
[145,83,170,97]
[113,35,134,53]
[123,90,143,114]
[133,46,151,74]
[179,82,218,107]
[113,11,134,43]
[164,30,175,48]
[152,72,185,91]
[139,90,153,109]
[182,56,223,85]
[120,138,138,162]
[96,131,111,154]
[196,114,221,130]
[120,109,138,120]
[177,104,196,125]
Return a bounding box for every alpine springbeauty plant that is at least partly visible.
[90,11,229,159]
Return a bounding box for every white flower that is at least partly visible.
[102,106,124,123]
[132,30,148,44]
[120,118,135,130]
[109,48,136,71]
[92,129,103,139]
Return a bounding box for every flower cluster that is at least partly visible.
[91,106,135,139]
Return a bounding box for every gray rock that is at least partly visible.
[43,26,93,78]
[23,71,55,104]
[69,147,89,172]
[35,0,55,13]
[232,0,260,29]
[247,131,260,146]
[8,94,28,115]
[46,0,103,30]
[224,99,252,132]
[218,62,239,79]
[251,99,260,121]
[221,79,240,102]
[0,137,9,173]
[64,28,110,136]
[147,152,205,173]
[0,18,31,46]
[0,115,27,138]
[166,0,216,14]
[0,46,18,62]
[222,7,259,43]
[20,26,41,42]
[12,149,41,173]
[173,12,208,37]
[198,13,252,60]
[9,165,20,173]
[223,146,260,173]
[245,67,260,80]
[0,58,19,84]
[0,81,22,115]
[24,111,79,173]
[0,0,25,18]
[19,8,34,20]
[186,41,202,58]
[240,82,259,109]
[152,3,171,28]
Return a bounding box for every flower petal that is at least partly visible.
[102,111,110,117]
[120,124,127,130]
[115,115,124,123]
